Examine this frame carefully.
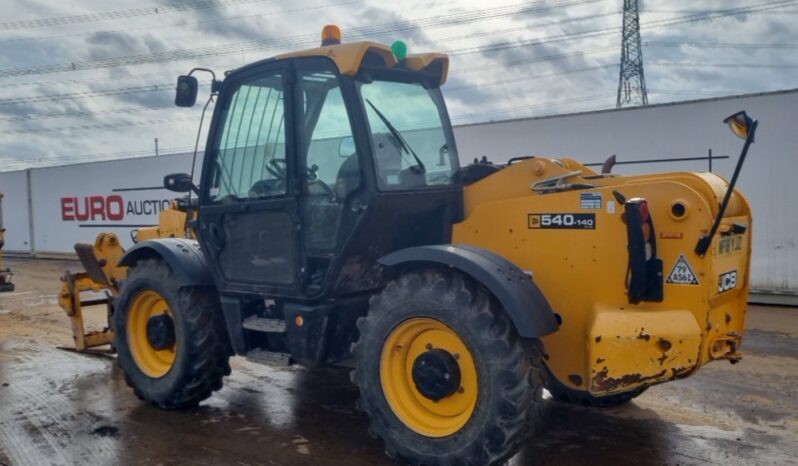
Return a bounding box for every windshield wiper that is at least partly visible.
[365,99,426,174]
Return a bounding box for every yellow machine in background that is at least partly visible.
[59,198,194,352]
[0,193,14,292]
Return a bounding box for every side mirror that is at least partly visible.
[338,136,355,158]
[175,75,198,107]
[724,110,754,141]
[164,173,197,193]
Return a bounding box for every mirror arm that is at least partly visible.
[188,67,221,95]
[188,67,216,82]
[695,119,758,256]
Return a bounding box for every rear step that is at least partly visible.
[242,316,287,333]
[245,349,292,366]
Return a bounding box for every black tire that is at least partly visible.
[544,369,647,407]
[351,269,544,466]
[114,258,231,409]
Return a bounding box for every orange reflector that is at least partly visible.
[660,232,684,240]
[321,25,342,46]
[295,315,305,327]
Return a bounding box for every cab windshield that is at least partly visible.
[358,79,458,190]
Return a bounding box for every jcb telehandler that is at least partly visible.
[60,26,756,465]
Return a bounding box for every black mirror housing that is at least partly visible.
[175,75,198,107]
[164,173,196,193]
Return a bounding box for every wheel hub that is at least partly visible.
[146,313,176,350]
[412,348,462,401]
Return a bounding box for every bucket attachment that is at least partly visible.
[58,233,126,353]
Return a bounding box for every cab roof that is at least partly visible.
[275,41,449,85]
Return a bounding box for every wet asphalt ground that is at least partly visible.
[1,258,797,466]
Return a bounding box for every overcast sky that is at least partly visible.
[0,0,796,170]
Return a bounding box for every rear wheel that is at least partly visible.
[114,259,231,409]
[351,270,543,466]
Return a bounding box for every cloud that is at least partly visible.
[0,0,796,168]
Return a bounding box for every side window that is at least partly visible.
[300,71,360,199]
[298,69,360,253]
[209,72,286,201]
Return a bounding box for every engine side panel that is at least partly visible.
[453,158,752,395]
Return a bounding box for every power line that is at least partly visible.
[3,10,618,91]
[451,93,615,122]
[2,92,616,169]
[0,115,197,135]
[446,65,615,92]
[454,46,617,73]
[648,89,747,96]
[645,41,798,50]
[0,0,275,31]
[0,84,172,106]
[650,62,798,69]
[0,104,178,123]
[642,8,798,14]
[0,0,604,78]
[0,1,363,43]
[0,146,199,170]
[447,0,798,56]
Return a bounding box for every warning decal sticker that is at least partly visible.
[666,254,699,285]
[580,192,602,209]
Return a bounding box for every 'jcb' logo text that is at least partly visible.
[718,270,738,293]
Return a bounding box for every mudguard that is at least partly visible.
[118,238,214,286]
[379,244,559,338]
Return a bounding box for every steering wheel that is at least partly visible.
[265,158,287,179]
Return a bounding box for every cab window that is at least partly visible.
[298,69,360,253]
[358,79,458,191]
[208,72,286,201]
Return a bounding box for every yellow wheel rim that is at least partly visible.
[380,317,478,438]
[127,290,177,378]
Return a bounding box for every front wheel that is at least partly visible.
[351,270,544,466]
[114,259,231,409]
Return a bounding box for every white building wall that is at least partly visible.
[0,90,795,294]
[0,170,32,253]
[453,90,798,294]
[29,153,195,255]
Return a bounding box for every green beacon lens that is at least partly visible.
[391,40,407,61]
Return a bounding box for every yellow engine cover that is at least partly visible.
[453,158,751,396]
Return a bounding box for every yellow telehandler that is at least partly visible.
[60,26,756,465]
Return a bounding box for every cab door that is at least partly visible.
[197,62,301,295]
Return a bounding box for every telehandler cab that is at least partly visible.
[59,26,756,466]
